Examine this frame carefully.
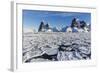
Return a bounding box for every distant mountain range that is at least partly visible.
[37,18,91,32]
[23,18,91,33]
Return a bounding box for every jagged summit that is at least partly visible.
[71,18,80,28]
[38,21,52,32]
[38,18,90,32]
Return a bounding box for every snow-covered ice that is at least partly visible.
[22,32,91,63]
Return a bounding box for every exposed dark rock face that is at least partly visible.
[37,18,90,33]
[38,21,50,32]
[80,21,87,29]
[45,23,49,29]
[38,21,45,32]
[71,18,80,28]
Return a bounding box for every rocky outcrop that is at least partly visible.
[71,18,80,28]
[38,18,90,33]
[38,21,45,32]
[38,21,51,32]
